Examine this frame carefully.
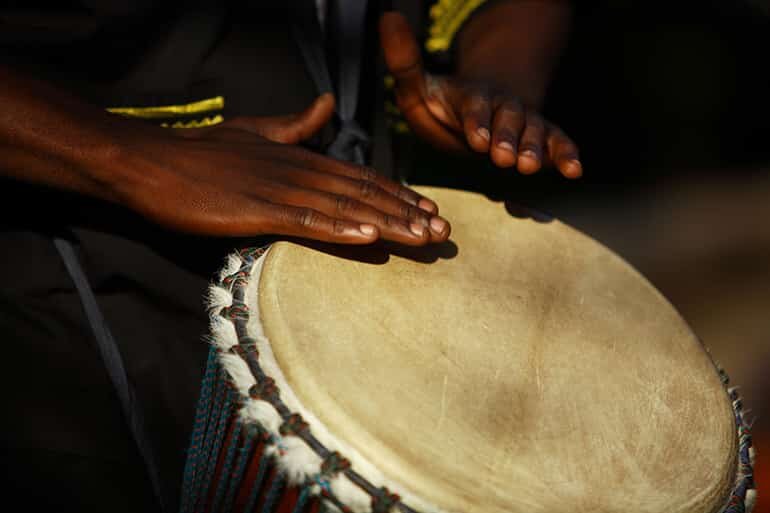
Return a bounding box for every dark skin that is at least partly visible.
[381,1,581,177]
[0,70,448,246]
[0,1,577,247]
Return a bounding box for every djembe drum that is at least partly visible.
[180,187,755,513]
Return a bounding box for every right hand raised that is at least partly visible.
[106,93,449,245]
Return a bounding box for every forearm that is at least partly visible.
[0,65,134,203]
[455,0,572,108]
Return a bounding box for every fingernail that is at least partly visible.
[497,141,515,152]
[476,127,490,141]
[360,224,376,236]
[410,222,426,237]
[430,216,448,234]
[566,159,583,178]
[521,149,538,159]
[418,198,438,214]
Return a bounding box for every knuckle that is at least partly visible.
[382,214,395,227]
[526,114,545,132]
[358,166,378,182]
[395,185,412,201]
[495,129,517,142]
[296,207,319,228]
[332,219,347,234]
[358,179,380,199]
[400,202,417,220]
[334,195,357,215]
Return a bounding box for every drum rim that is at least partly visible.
[204,244,756,513]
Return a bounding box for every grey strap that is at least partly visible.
[289,1,334,95]
[291,0,370,164]
[53,237,164,511]
[326,0,370,164]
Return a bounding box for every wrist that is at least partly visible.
[454,0,572,109]
[0,66,158,206]
[77,117,167,207]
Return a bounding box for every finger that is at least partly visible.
[517,112,546,175]
[545,123,582,178]
[224,93,336,144]
[262,202,380,245]
[490,98,525,168]
[379,13,469,153]
[398,100,468,153]
[271,145,442,214]
[403,76,469,153]
[271,186,434,246]
[460,90,492,152]
[380,11,427,114]
[273,165,449,241]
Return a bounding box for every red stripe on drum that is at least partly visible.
[204,416,239,511]
[235,436,269,512]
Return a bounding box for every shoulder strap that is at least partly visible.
[53,237,165,511]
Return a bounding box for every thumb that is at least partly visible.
[379,11,427,113]
[225,93,336,144]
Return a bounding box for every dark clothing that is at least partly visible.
[0,1,437,511]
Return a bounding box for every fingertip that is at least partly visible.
[418,197,439,215]
[429,216,451,242]
[356,223,380,244]
[317,92,335,106]
[560,159,583,179]
[312,92,336,115]
[517,151,541,175]
[491,142,517,168]
[359,223,377,236]
[468,126,491,152]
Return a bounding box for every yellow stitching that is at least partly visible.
[107,96,225,119]
[425,0,488,53]
[160,115,224,129]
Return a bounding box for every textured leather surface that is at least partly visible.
[257,187,736,513]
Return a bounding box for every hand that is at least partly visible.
[379,12,582,178]
[105,94,449,245]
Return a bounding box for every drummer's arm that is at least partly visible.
[0,65,447,244]
[454,0,573,110]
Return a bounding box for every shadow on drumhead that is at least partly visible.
[284,237,459,265]
[503,201,554,223]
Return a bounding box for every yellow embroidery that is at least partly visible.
[392,120,410,134]
[106,96,225,119]
[160,115,224,129]
[426,0,488,53]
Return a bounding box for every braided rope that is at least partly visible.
[261,472,287,513]
[180,349,220,513]
[292,485,312,513]
[243,449,272,513]
[196,384,234,512]
[220,429,256,513]
[191,369,227,510]
[210,419,243,512]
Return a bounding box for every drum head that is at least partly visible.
[254,187,737,513]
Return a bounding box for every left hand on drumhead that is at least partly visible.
[379,12,582,179]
